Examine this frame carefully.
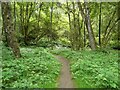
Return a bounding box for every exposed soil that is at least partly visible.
[54,55,74,88]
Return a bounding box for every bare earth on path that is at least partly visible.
[54,55,74,88]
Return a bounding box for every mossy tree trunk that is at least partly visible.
[1,2,21,58]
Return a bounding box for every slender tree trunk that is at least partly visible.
[66,2,71,30]
[66,2,73,50]
[83,21,86,47]
[20,3,24,35]
[77,10,83,50]
[24,3,29,45]
[50,2,53,31]
[38,2,43,28]
[104,18,120,46]
[0,3,2,42]
[78,2,96,50]
[24,2,34,45]
[14,2,16,33]
[102,10,116,46]
[1,2,21,58]
[118,2,120,48]
[72,2,76,29]
[50,2,53,49]
[105,2,120,48]
[77,11,81,50]
[99,2,102,47]
[72,2,76,50]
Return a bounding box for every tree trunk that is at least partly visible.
[66,2,73,50]
[50,2,53,49]
[118,2,120,47]
[1,3,8,45]
[83,21,86,47]
[72,2,76,50]
[77,8,83,50]
[14,2,16,33]
[19,3,24,36]
[99,2,102,47]
[24,3,29,45]
[78,2,96,50]
[38,2,43,27]
[102,10,116,47]
[1,2,21,58]
[104,17,120,46]
[50,2,53,31]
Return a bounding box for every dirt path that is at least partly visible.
[54,55,74,88]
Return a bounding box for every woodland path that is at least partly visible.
[54,55,74,88]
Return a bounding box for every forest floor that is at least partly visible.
[54,55,74,88]
[2,45,119,88]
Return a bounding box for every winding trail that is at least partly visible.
[54,55,74,88]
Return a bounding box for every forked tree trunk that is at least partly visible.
[78,2,96,50]
[1,2,21,58]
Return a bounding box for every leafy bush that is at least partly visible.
[2,46,61,88]
[52,49,119,89]
[36,39,57,48]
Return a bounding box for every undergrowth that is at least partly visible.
[2,45,61,88]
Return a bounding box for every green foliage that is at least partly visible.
[52,49,119,89]
[2,45,61,88]
[37,39,57,48]
[2,2,117,47]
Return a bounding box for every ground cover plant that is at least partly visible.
[51,49,119,89]
[2,45,61,88]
